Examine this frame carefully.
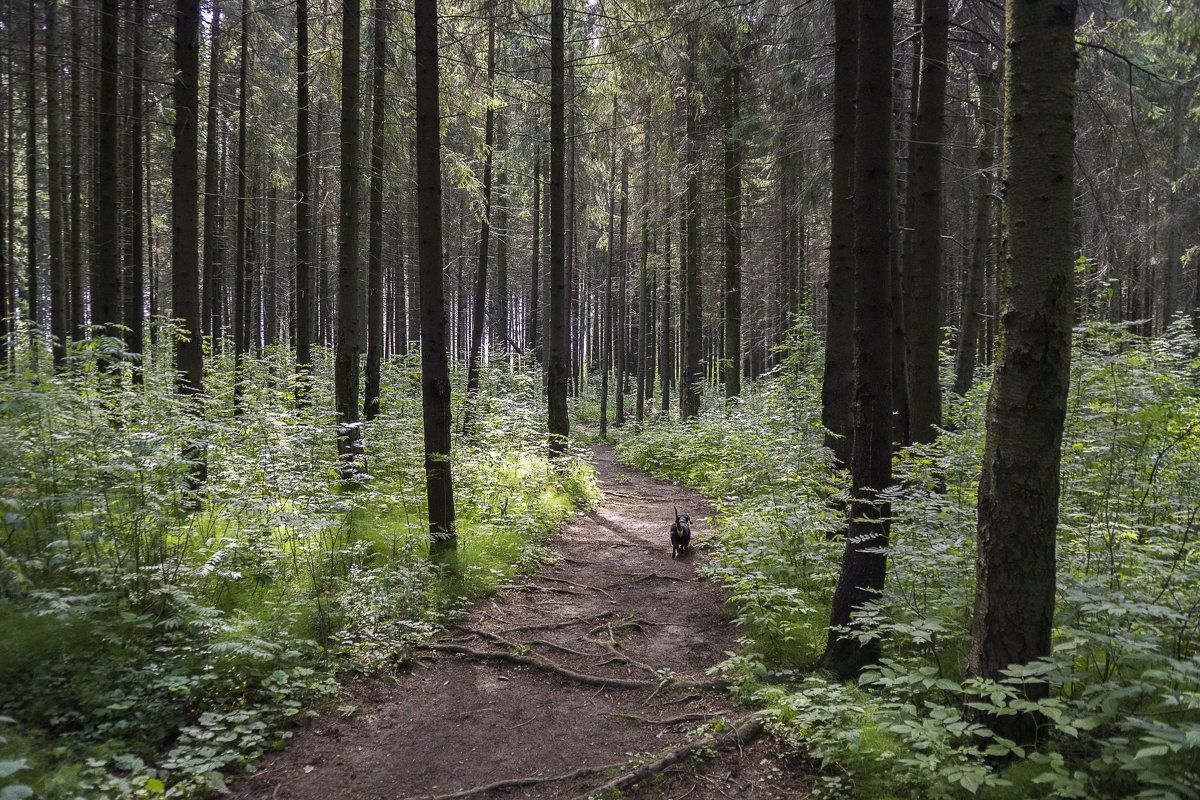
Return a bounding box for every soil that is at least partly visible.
[229,444,812,800]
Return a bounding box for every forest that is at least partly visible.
[0,0,1197,797]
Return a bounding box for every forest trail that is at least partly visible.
[230,444,809,800]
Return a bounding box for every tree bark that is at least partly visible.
[723,49,742,399]
[822,0,893,679]
[294,0,313,403]
[68,0,85,343]
[527,148,541,357]
[202,0,224,347]
[46,0,68,367]
[903,0,948,443]
[952,66,998,396]
[821,0,857,468]
[232,0,252,408]
[122,0,145,381]
[680,32,703,421]
[336,0,364,475]
[615,154,628,427]
[364,0,388,422]
[464,2,496,432]
[966,0,1077,746]
[416,0,457,555]
[547,0,570,457]
[93,0,122,355]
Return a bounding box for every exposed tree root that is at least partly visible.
[509,610,617,632]
[427,631,727,691]
[608,711,722,725]
[539,575,616,601]
[395,761,627,800]
[499,583,585,596]
[570,712,766,800]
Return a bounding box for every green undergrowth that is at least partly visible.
[0,340,596,799]
[618,322,1200,800]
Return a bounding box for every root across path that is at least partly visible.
[230,444,810,800]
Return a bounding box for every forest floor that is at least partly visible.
[229,444,812,800]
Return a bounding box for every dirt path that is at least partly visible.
[231,444,810,800]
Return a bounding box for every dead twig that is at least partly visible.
[569,712,766,800]
[395,761,626,800]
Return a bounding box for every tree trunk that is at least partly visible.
[966,0,1077,746]
[660,197,672,412]
[202,0,224,347]
[464,2,496,431]
[416,0,457,555]
[26,3,41,362]
[547,0,570,457]
[723,50,742,399]
[822,0,894,679]
[493,120,509,354]
[952,66,998,396]
[636,134,651,422]
[527,148,541,356]
[821,0,857,468]
[364,0,388,422]
[232,0,252,408]
[93,0,122,355]
[904,0,948,444]
[600,140,615,440]
[173,0,207,484]
[123,0,145,382]
[46,0,69,367]
[615,154,628,427]
[68,0,85,343]
[335,0,364,475]
[680,32,703,421]
[294,0,313,403]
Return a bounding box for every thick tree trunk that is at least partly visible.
[464,3,496,431]
[966,0,1077,746]
[615,155,628,427]
[952,67,998,396]
[822,0,893,679]
[26,4,40,360]
[600,143,615,440]
[173,0,206,484]
[335,0,364,475]
[364,0,388,422]
[822,0,857,468]
[904,0,948,444]
[723,53,742,400]
[680,32,703,421]
[660,198,672,412]
[416,0,457,555]
[547,0,570,457]
[636,136,651,422]
[93,0,122,354]
[294,0,313,403]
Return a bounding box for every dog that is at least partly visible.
[670,506,692,558]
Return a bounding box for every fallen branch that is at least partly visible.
[509,610,617,632]
[499,583,584,596]
[396,760,626,800]
[427,640,727,691]
[608,711,722,725]
[570,712,766,800]
[539,575,616,601]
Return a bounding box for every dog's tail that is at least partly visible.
[674,505,679,521]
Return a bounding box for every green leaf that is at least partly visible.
[0,760,28,779]
[0,786,34,800]
[145,778,166,793]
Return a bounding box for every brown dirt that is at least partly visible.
[229,444,811,800]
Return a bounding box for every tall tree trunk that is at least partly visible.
[615,153,628,427]
[822,0,894,679]
[364,0,388,421]
[46,0,68,367]
[233,0,252,408]
[660,197,672,412]
[547,0,569,457]
[26,3,40,361]
[952,66,998,396]
[493,119,509,354]
[680,32,703,421]
[904,0,948,444]
[464,2,495,431]
[336,0,364,474]
[294,0,313,402]
[636,134,651,422]
[600,140,615,439]
[123,0,145,382]
[822,0,857,468]
[93,0,122,356]
[723,50,742,399]
[174,0,206,484]
[416,0,457,555]
[1160,83,1186,331]
[966,0,1077,746]
[68,0,85,342]
[202,0,223,347]
[527,148,541,356]
[265,183,278,346]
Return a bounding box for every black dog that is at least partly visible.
[670,506,692,558]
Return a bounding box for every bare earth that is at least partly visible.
[230,444,811,800]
